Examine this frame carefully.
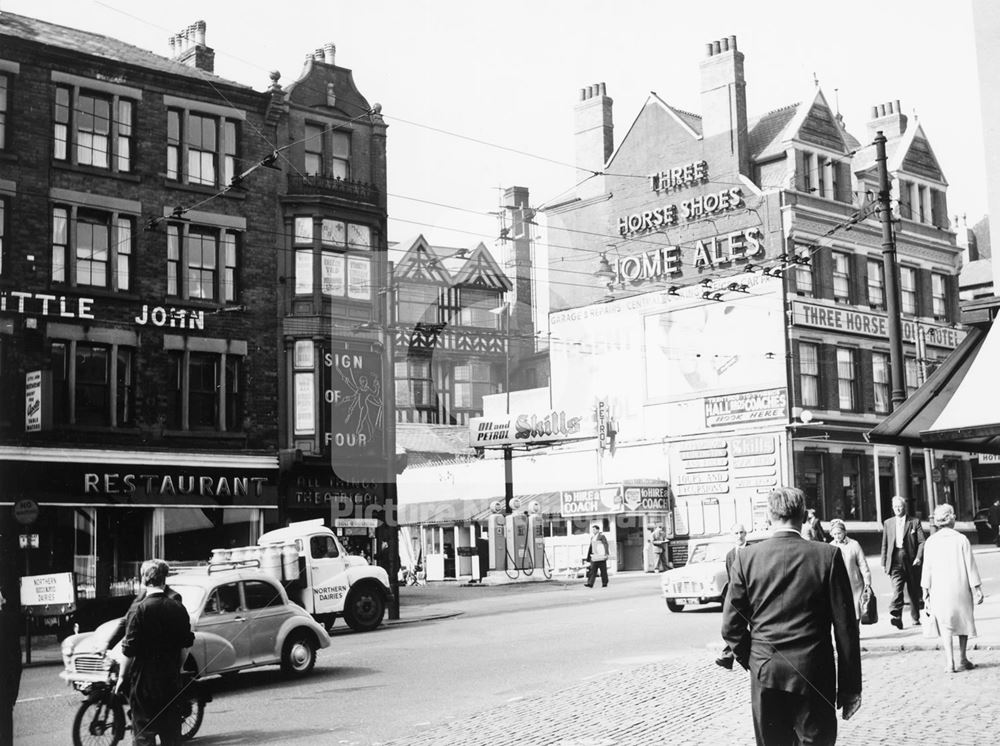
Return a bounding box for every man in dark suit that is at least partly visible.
[880,495,926,629]
[715,523,748,670]
[121,560,194,746]
[722,487,861,745]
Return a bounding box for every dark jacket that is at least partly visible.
[721,530,861,707]
[121,592,194,718]
[880,516,926,573]
[108,584,183,650]
[586,533,609,562]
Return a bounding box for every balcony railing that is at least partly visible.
[287,174,380,204]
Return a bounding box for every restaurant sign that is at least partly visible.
[791,300,965,349]
[704,388,787,427]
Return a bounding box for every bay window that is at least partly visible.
[293,216,372,301]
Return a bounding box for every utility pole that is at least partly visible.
[384,261,400,620]
[875,131,912,502]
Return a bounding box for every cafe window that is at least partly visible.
[51,340,134,427]
[867,259,885,310]
[872,351,890,414]
[51,206,135,289]
[168,350,243,431]
[798,343,819,408]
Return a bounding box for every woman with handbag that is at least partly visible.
[829,519,872,624]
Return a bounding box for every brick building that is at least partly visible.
[0,13,284,620]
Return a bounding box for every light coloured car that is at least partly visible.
[60,566,331,684]
[660,534,767,612]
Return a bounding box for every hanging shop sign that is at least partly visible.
[610,228,764,284]
[617,188,745,237]
[649,160,709,194]
[621,484,670,512]
[704,388,787,427]
[469,410,586,447]
[324,348,386,460]
[791,300,965,349]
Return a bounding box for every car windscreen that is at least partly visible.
[687,542,732,564]
[167,584,206,615]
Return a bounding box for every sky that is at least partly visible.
[3,0,988,250]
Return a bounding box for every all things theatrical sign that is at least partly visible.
[325,348,386,461]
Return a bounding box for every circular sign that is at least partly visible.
[14,498,39,525]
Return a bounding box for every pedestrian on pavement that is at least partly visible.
[801,508,831,542]
[644,526,659,573]
[722,486,862,745]
[0,590,22,746]
[989,498,1000,547]
[715,522,748,670]
[880,495,926,629]
[584,524,610,588]
[652,524,670,572]
[828,519,872,624]
[120,559,195,746]
[921,503,984,673]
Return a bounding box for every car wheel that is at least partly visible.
[281,631,317,677]
[666,599,685,613]
[344,584,386,632]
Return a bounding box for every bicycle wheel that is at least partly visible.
[179,695,205,741]
[72,697,126,746]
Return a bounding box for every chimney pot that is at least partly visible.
[887,101,894,114]
[728,35,737,50]
[706,42,714,56]
[314,49,324,61]
[169,36,176,54]
[195,20,206,46]
[598,82,606,96]
[579,88,586,101]
[721,37,730,51]
[878,104,886,116]
[323,43,336,65]
[712,40,721,54]
[894,99,901,114]
[870,106,878,118]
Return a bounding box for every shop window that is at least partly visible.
[293,340,316,437]
[330,130,350,180]
[832,252,852,305]
[836,348,857,411]
[0,73,7,150]
[162,507,264,562]
[840,453,863,521]
[931,273,948,320]
[797,451,827,518]
[51,206,135,289]
[872,352,890,414]
[51,340,134,427]
[167,106,239,187]
[900,267,917,315]
[167,223,240,302]
[54,84,134,172]
[168,351,243,431]
[867,259,885,310]
[798,343,819,408]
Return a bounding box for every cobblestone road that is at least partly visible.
[389,648,1000,745]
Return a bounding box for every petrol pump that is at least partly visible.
[486,502,507,571]
[526,500,546,571]
[505,508,530,570]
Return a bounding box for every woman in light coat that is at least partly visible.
[828,518,871,622]
[921,503,984,673]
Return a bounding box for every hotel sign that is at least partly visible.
[791,301,965,349]
[705,388,787,427]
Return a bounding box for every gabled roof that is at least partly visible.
[393,235,454,284]
[606,92,702,170]
[852,121,946,185]
[0,12,249,88]
[748,103,800,161]
[751,89,852,163]
[451,243,512,291]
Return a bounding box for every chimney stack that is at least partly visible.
[574,82,614,199]
[169,20,215,73]
[699,35,749,177]
[323,43,336,65]
[866,99,907,140]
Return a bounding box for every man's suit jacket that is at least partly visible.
[880,516,926,573]
[721,531,861,707]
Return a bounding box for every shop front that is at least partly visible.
[1,447,278,627]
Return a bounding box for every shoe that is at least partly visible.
[584,584,593,588]
[715,656,734,670]
[913,618,921,626]
[960,659,976,671]
[602,584,608,588]
[890,618,903,629]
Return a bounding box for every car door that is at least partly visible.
[307,534,350,615]
[197,581,253,671]
[243,579,289,664]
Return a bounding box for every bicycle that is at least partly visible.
[71,665,207,746]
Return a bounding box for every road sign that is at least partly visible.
[14,498,39,525]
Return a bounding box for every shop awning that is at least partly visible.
[868,322,1000,454]
[398,497,495,526]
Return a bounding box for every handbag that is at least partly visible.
[860,589,878,625]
